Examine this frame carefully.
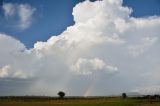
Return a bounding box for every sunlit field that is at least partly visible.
[0,96,160,106]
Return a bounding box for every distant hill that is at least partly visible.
[126,92,141,96]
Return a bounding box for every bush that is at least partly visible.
[122,93,127,99]
[58,91,65,98]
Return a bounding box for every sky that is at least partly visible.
[0,0,160,96]
[0,0,159,48]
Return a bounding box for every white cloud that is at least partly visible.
[2,3,36,30]
[128,37,158,56]
[0,65,29,79]
[17,4,36,29]
[2,3,15,17]
[71,58,118,75]
[0,33,33,79]
[0,0,160,96]
[0,65,10,78]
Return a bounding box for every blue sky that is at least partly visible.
[123,0,160,17]
[0,0,160,48]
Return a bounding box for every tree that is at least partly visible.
[122,93,127,99]
[58,91,65,98]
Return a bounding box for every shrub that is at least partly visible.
[58,91,65,98]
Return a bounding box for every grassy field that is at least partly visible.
[0,96,160,106]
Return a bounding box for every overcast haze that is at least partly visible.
[0,0,160,96]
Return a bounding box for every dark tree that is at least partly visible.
[122,93,127,99]
[58,91,65,98]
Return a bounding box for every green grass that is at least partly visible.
[0,97,160,106]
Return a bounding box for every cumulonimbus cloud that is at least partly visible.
[0,0,160,96]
